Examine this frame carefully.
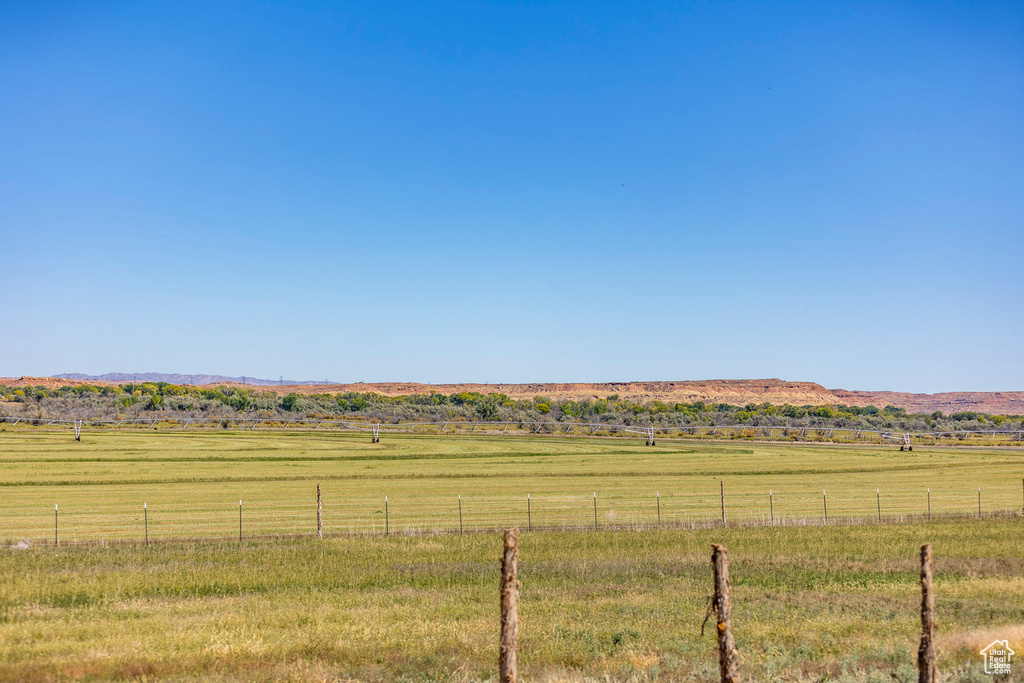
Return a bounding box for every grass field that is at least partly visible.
[0,430,1022,682]
[1,520,1022,682]
[0,430,1022,542]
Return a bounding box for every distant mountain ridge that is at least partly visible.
[54,372,328,386]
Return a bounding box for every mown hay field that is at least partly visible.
[0,430,1022,541]
[0,430,1021,682]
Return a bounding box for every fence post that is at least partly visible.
[977,487,981,516]
[317,484,323,539]
[54,504,58,547]
[927,488,930,521]
[144,502,148,545]
[720,481,726,525]
[499,529,519,683]
[656,492,661,527]
[385,496,389,536]
[917,543,937,683]
[593,492,598,530]
[459,494,463,535]
[527,494,531,532]
[239,500,242,542]
[769,490,773,525]
[711,544,740,683]
[877,488,881,523]
[823,489,828,524]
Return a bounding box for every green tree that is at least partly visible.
[476,401,499,420]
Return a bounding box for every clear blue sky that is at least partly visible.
[2,1,1021,392]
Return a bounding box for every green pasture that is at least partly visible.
[0,431,1022,681]
[0,519,1021,682]
[0,430,1022,542]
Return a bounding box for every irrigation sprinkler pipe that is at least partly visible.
[1,416,1018,443]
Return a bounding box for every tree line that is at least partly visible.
[1,383,1021,433]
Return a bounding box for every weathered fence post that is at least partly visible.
[711,544,740,683]
[917,543,936,683]
[720,481,726,525]
[54,504,59,547]
[499,529,519,683]
[656,492,661,527]
[459,494,463,535]
[823,489,828,524]
[527,494,532,532]
[593,492,598,530]
[877,488,881,523]
[317,484,323,539]
[238,500,242,542]
[769,490,773,525]
[144,502,148,545]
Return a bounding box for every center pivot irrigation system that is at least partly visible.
[1,416,1021,448]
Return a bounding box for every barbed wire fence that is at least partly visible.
[4,480,1022,547]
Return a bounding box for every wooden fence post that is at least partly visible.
[499,529,519,683]
[317,483,323,540]
[918,543,936,683]
[720,481,726,525]
[711,544,740,683]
